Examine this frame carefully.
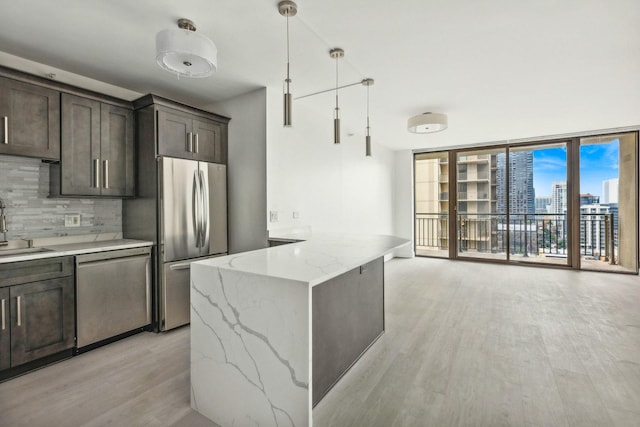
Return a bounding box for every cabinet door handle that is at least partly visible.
[194,133,199,153]
[186,132,193,153]
[93,158,100,188]
[2,116,7,144]
[1,298,5,330]
[16,296,21,327]
[103,159,109,189]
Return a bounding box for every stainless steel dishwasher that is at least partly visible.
[76,247,151,348]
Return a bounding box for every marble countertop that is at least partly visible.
[194,233,409,286]
[0,238,153,264]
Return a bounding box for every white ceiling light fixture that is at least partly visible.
[156,19,218,78]
[407,112,448,133]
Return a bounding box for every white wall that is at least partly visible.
[266,88,395,236]
[209,88,268,253]
[392,150,415,257]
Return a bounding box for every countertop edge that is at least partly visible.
[0,240,154,264]
[194,234,409,287]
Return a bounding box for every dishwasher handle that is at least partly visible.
[76,247,151,264]
[169,262,192,271]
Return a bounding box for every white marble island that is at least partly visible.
[190,233,409,427]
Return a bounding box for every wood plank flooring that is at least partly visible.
[1,257,639,427]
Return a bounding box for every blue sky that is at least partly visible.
[532,140,619,197]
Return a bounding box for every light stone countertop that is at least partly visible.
[0,238,153,264]
[194,232,409,286]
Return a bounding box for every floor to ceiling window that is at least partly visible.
[579,132,637,273]
[413,131,639,274]
[507,143,568,266]
[455,147,506,261]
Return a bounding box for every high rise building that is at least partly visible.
[457,153,496,253]
[602,178,619,204]
[414,154,449,253]
[496,151,535,214]
[551,181,567,214]
[580,204,612,256]
[535,196,552,214]
[580,193,600,206]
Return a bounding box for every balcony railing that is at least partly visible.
[415,212,616,264]
[580,213,615,262]
[415,213,449,249]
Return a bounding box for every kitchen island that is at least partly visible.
[190,233,409,427]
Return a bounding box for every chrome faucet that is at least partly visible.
[0,197,8,246]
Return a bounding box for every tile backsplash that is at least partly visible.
[0,155,122,240]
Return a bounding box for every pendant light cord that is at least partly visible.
[286,12,291,89]
[335,56,339,117]
[366,84,370,136]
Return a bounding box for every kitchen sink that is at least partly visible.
[0,247,55,257]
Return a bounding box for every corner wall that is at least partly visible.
[393,150,415,257]
[210,89,268,253]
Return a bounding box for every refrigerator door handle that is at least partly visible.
[200,169,209,249]
[192,170,201,248]
[197,170,204,247]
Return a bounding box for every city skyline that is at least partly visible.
[532,139,619,197]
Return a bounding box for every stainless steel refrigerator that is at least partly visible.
[159,157,227,330]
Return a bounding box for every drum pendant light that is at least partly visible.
[156,19,217,78]
[279,1,297,127]
[330,48,344,144]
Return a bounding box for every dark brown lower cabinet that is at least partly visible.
[0,257,75,372]
[0,287,9,371]
[9,277,75,366]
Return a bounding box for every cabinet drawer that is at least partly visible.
[0,256,74,288]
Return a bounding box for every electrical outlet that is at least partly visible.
[64,214,81,227]
[293,211,300,219]
[269,211,278,222]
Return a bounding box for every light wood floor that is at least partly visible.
[1,257,640,427]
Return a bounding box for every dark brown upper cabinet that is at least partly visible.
[0,76,60,160]
[50,93,135,197]
[157,107,225,164]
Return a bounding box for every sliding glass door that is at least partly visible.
[414,152,449,258]
[455,148,506,260]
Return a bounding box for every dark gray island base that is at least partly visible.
[313,257,384,405]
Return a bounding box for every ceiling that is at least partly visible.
[0,0,638,151]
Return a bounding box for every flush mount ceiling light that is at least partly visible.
[407,112,448,133]
[156,19,218,78]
